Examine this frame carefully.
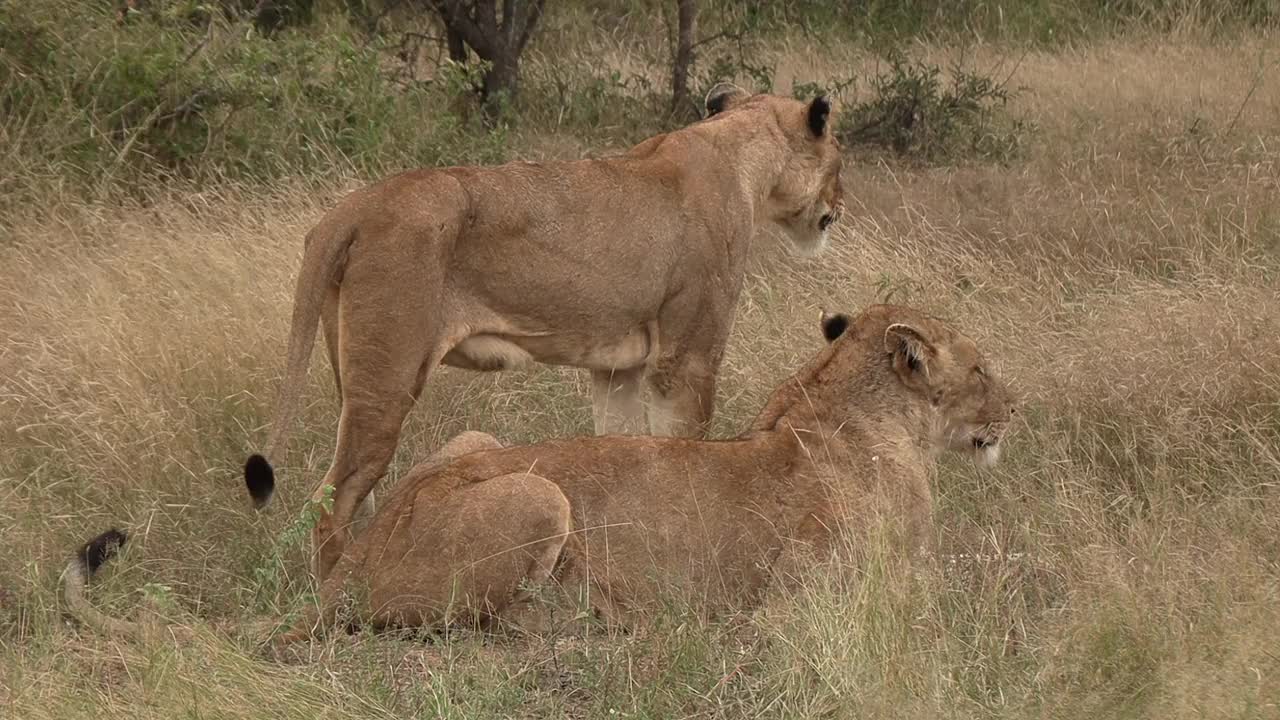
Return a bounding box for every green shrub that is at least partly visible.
[519,58,668,143]
[694,0,1276,44]
[798,51,1033,164]
[0,1,508,201]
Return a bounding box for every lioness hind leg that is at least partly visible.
[321,283,341,398]
[538,534,629,632]
[312,375,422,582]
[591,367,646,435]
[272,470,568,650]
[351,431,502,535]
[311,234,457,582]
[366,472,572,631]
[418,430,504,474]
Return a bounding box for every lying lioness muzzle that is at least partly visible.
[65,304,1014,650]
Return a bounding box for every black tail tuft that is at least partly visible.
[244,453,275,510]
[79,528,128,579]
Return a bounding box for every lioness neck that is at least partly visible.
[644,110,789,223]
[747,346,934,467]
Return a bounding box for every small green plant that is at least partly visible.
[520,58,665,141]
[873,271,917,304]
[140,582,178,613]
[792,76,856,103]
[251,483,333,609]
[840,50,1033,163]
[700,52,775,96]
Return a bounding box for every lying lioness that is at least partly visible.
[66,304,1014,648]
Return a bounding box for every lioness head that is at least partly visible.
[819,305,1015,465]
[705,83,845,256]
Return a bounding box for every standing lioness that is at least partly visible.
[244,84,846,582]
[70,306,1013,648]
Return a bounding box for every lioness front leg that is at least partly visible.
[644,289,734,438]
[646,360,716,437]
[645,337,727,438]
[591,367,646,435]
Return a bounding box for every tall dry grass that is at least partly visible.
[2,29,1280,720]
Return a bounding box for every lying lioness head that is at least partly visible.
[66,305,1014,648]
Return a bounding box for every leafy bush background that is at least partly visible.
[6,0,1273,203]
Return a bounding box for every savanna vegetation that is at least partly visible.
[2,1,1279,717]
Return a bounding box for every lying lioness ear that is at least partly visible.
[705,82,750,117]
[884,323,934,388]
[807,95,832,137]
[819,309,849,342]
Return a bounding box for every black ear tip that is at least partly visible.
[821,313,850,342]
[79,528,128,577]
[706,92,732,116]
[807,95,832,136]
[705,82,748,117]
[244,454,275,510]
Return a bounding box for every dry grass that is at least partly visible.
[3,28,1280,719]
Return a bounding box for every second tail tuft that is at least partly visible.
[244,454,276,510]
[78,528,128,578]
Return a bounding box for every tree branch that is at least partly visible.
[501,0,516,46]
[691,28,740,50]
[473,0,498,41]
[670,0,697,119]
[517,0,547,52]
[368,0,412,34]
[434,0,495,58]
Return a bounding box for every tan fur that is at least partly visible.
[261,304,1016,648]
[63,431,506,645]
[67,305,1013,651]
[248,86,847,582]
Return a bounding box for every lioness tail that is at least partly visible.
[244,218,355,510]
[63,528,146,640]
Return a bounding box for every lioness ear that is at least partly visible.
[884,323,934,386]
[807,95,832,137]
[705,82,749,117]
[819,309,849,342]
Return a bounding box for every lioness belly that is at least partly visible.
[443,325,653,373]
[443,335,536,371]
[574,512,781,615]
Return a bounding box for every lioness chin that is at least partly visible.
[241,83,847,583]
[67,304,1014,651]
